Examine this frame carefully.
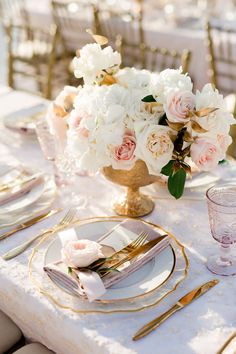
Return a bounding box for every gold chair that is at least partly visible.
[0,0,28,24]
[206,21,236,156]
[118,39,191,73]
[51,0,99,56]
[3,22,59,99]
[96,2,145,67]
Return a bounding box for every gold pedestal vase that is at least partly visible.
[102,160,159,217]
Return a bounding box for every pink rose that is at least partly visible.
[165,90,195,124]
[217,133,232,156]
[61,240,104,268]
[69,110,90,138]
[112,130,137,170]
[190,137,222,171]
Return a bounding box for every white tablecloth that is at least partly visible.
[0,88,236,354]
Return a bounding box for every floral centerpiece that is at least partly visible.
[46,35,234,214]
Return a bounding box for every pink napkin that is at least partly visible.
[0,174,42,206]
[44,219,170,302]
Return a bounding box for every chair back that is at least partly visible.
[4,22,58,60]
[118,40,191,73]
[96,2,144,67]
[0,0,27,24]
[51,0,98,54]
[206,21,236,95]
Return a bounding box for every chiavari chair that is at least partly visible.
[96,1,145,68]
[51,0,99,57]
[206,21,236,156]
[3,22,59,99]
[0,0,28,24]
[118,39,191,73]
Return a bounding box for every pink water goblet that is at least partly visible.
[206,184,236,276]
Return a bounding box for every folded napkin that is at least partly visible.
[44,219,170,302]
[0,174,43,206]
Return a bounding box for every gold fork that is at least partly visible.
[2,208,77,261]
[124,232,148,253]
[99,232,149,277]
[90,232,148,272]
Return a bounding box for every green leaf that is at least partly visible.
[161,160,175,176]
[218,159,227,165]
[141,95,156,102]
[68,267,72,274]
[159,112,168,126]
[167,168,186,199]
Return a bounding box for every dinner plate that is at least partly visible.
[29,217,188,314]
[0,177,56,228]
[0,176,45,214]
[3,103,48,135]
[45,221,175,302]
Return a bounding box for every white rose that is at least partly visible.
[61,240,104,268]
[73,43,121,85]
[150,68,193,104]
[134,122,174,175]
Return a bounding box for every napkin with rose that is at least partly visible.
[44,220,170,302]
[46,36,235,198]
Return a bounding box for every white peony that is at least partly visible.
[194,84,235,135]
[73,43,121,85]
[150,68,193,104]
[195,84,225,110]
[134,122,174,175]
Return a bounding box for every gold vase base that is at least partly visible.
[114,192,155,218]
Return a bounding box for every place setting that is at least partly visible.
[0,161,57,240]
[1,2,236,353]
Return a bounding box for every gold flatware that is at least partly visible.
[2,208,77,261]
[133,279,219,341]
[0,173,42,193]
[216,332,236,354]
[101,234,168,278]
[0,209,60,241]
[91,232,148,272]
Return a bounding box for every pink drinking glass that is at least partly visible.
[206,184,236,276]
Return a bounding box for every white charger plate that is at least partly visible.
[3,103,48,135]
[0,177,56,229]
[0,177,45,214]
[45,220,175,302]
[28,217,189,313]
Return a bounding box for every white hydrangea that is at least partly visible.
[150,68,193,104]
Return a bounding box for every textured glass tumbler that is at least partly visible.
[206,184,236,276]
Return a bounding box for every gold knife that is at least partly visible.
[133,279,219,341]
[0,209,60,241]
[0,173,42,193]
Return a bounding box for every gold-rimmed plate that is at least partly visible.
[29,217,188,314]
